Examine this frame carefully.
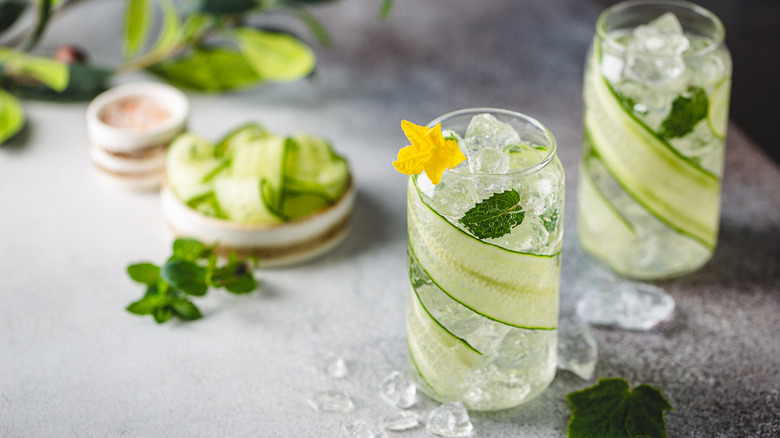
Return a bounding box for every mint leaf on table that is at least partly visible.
[567,378,673,438]
[458,189,525,239]
[660,86,708,139]
[125,238,259,324]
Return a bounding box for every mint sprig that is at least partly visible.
[567,378,673,438]
[660,86,708,139]
[125,238,258,324]
[458,189,525,239]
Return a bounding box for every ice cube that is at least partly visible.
[381,410,421,431]
[340,417,388,438]
[468,148,510,174]
[431,176,479,217]
[576,283,675,330]
[557,325,598,380]
[495,329,547,369]
[311,351,348,379]
[379,371,417,408]
[464,113,522,152]
[427,402,474,437]
[504,143,544,170]
[626,13,690,85]
[307,390,355,413]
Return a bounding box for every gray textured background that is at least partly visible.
[1,1,778,437]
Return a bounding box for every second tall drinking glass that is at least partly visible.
[578,0,732,279]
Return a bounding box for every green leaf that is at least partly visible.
[126,294,168,315]
[124,0,151,56]
[378,0,393,20]
[153,0,181,51]
[0,48,69,91]
[194,0,258,15]
[10,64,112,102]
[566,378,673,438]
[458,189,525,239]
[0,88,24,145]
[127,263,160,284]
[290,8,331,46]
[171,298,203,320]
[172,238,206,261]
[0,2,26,36]
[149,47,262,92]
[161,260,208,296]
[153,306,173,323]
[24,0,51,51]
[659,86,708,139]
[211,261,257,294]
[234,27,315,82]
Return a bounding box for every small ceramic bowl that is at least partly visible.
[160,179,356,267]
[86,82,188,190]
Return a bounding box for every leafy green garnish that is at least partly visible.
[0,89,24,145]
[660,86,708,139]
[125,238,258,324]
[458,190,525,239]
[567,378,673,438]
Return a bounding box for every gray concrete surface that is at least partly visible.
[1,1,778,436]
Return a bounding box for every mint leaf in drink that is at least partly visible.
[125,238,259,324]
[660,86,708,139]
[566,378,673,438]
[458,190,525,239]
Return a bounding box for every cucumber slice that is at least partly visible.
[407,176,560,330]
[231,135,288,210]
[707,79,731,139]
[213,177,282,224]
[285,135,350,201]
[406,287,480,400]
[215,123,270,157]
[186,192,227,219]
[577,161,636,269]
[281,192,330,220]
[584,42,720,249]
[166,133,226,202]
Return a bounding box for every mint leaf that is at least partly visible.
[660,86,708,139]
[161,260,208,296]
[171,299,202,321]
[127,263,160,285]
[172,238,206,261]
[125,239,258,324]
[126,294,168,315]
[458,190,525,239]
[567,378,673,438]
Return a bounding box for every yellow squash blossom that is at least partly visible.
[393,120,466,185]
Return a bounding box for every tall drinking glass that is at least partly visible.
[578,0,732,279]
[405,109,564,410]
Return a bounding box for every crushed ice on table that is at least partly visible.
[381,410,421,431]
[311,351,348,379]
[379,371,417,408]
[340,416,388,438]
[576,282,675,330]
[427,401,474,437]
[307,390,355,413]
[557,325,598,380]
[626,12,690,85]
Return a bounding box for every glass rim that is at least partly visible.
[426,107,558,178]
[596,0,725,59]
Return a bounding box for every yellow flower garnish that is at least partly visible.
[393,120,467,185]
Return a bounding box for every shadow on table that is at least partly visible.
[311,188,401,267]
[668,219,780,290]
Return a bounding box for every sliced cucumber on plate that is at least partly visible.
[165,125,350,225]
